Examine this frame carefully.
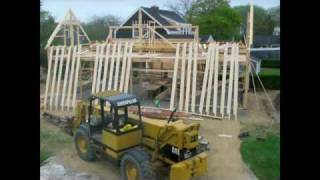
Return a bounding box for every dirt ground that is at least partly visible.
[40,79,279,180]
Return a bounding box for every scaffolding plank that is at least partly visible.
[44,47,54,110]
[101,43,111,91]
[55,46,65,110]
[169,43,180,110]
[184,42,193,112]
[178,43,187,111]
[60,46,72,110]
[199,43,212,114]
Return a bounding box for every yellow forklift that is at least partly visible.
[72,91,209,180]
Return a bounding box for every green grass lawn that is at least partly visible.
[241,133,280,180]
[259,68,280,76]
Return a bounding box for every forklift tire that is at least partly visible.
[120,148,156,180]
[74,128,96,161]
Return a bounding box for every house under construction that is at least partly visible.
[42,5,254,120]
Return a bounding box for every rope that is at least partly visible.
[250,67,260,110]
[249,60,277,112]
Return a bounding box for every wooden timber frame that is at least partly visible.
[43,9,252,120]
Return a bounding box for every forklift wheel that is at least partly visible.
[120,148,156,180]
[74,128,96,161]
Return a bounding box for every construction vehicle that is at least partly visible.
[71,90,209,180]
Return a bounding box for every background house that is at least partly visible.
[115,6,194,39]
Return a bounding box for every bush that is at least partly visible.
[250,68,280,90]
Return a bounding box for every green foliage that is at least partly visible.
[241,133,280,180]
[83,15,121,41]
[193,4,241,40]
[233,5,279,36]
[40,148,51,165]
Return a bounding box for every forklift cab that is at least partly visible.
[88,93,142,134]
[87,92,143,158]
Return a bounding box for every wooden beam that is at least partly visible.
[178,43,187,111]
[95,44,105,93]
[108,43,117,90]
[124,42,134,93]
[72,45,82,110]
[184,42,193,112]
[113,42,122,90]
[199,43,212,114]
[205,43,215,114]
[91,44,100,94]
[212,43,220,116]
[44,47,54,110]
[169,43,180,110]
[60,46,72,111]
[191,42,198,113]
[220,43,229,117]
[54,46,65,110]
[119,42,129,92]
[233,43,239,120]
[66,46,77,110]
[227,43,235,119]
[101,43,111,91]
[49,46,61,111]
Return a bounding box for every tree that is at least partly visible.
[166,0,228,22]
[40,2,56,67]
[233,5,279,36]
[83,15,121,41]
[193,3,241,40]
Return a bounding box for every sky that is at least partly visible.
[42,0,280,22]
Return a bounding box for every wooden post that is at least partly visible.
[205,43,215,114]
[44,47,54,110]
[220,43,228,117]
[114,42,122,90]
[184,42,193,112]
[72,45,82,110]
[191,42,198,113]
[95,44,105,93]
[101,43,111,91]
[49,46,60,111]
[124,42,134,93]
[66,46,77,110]
[199,43,212,114]
[227,43,235,119]
[60,46,72,111]
[55,46,65,110]
[108,43,117,90]
[178,43,187,111]
[119,42,129,92]
[169,43,180,110]
[233,43,239,120]
[212,43,220,116]
[138,9,143,40]
[91,44,100,94]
